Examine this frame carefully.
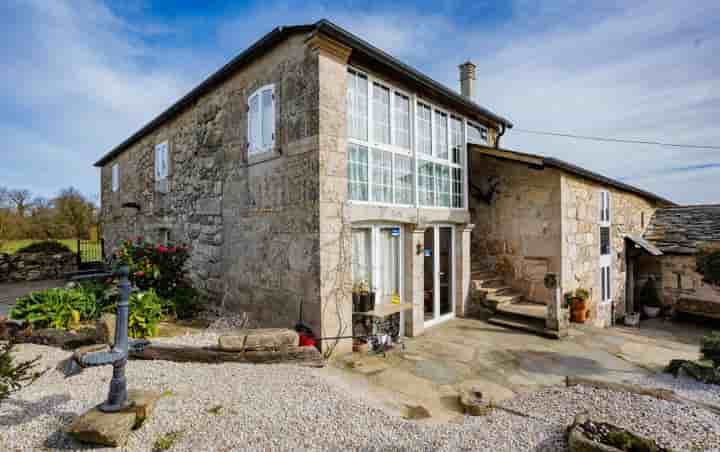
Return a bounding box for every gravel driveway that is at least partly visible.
[1,338,719,451]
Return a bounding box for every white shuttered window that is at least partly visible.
[154,141,169,181]
[248,85,275,155]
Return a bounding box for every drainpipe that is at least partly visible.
[495,123,506,149]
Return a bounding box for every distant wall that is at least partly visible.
[0,251,75,283]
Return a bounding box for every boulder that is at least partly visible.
[401,403,431,420]
[95,314,117,346]
[218,328,298,351]
[67,389,162,447]
[458,382,494,416]
[567,414,670,452]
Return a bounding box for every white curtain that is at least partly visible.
[378,229,399,305]
[352,229,371,286]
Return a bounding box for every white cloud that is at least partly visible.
[3,0,718,205]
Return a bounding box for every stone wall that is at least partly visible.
[655,254,720,308]
[560,174,658,327]
[100,34,326,334]
[0,252,76,282]
[469,156,563,304]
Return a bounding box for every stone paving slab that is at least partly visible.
[325,317,709,423]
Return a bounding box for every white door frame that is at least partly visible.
[424,224,456,328]
[599,190,612,305]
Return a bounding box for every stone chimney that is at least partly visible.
[459,61,476,99]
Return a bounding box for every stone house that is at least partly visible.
[638,205,720,318]
[95,19,677,351]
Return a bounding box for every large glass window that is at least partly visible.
[394,154,414,205]
[248,85,275,154]
[417,103,432,156]
[345,67,468,210]
[451,167,463,208]
[394,93,411,149]
[467,121,488,145]
[371,148,393,203]
[418,160,435,206]
[434,111,448,160]
[373,83,391,145]
[451,116,463,164]
[348,144,369,201]
[436,164,451,207]
[347,70,368,141]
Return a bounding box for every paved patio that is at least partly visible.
[0,279,64,316]
[322,317,704,423]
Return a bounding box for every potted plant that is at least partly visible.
[356,280,375,312]
[570,288,591,323]
[352,283,362,312]
[640,277,662,318]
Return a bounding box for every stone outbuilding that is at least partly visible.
[95,19,687,352]
[638,205,720,318]
[466,146,673,328]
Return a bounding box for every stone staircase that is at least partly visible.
[469,266,557,338]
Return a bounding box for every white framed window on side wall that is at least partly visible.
[111,163,120,192]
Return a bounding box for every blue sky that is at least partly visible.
[2,0,719,205]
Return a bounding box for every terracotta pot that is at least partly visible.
[570,308,588,323]
[572,297,589,312]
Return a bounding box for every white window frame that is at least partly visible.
[345,66,468,211]
[599,190,612,303]
[247,84,275,155]
[111,163,119,192]
[467,120,489,145]
[154,141,169,181]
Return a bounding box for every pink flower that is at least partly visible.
[169,246,177,253]
[158,245,168,253]
[135,271,145,277]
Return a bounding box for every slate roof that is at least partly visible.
[643,205,720,254]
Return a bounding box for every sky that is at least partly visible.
[2,0,719,205]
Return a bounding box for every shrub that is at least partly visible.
[10,287,97,329]
[639,278,661,307]
[165,286,203,320]
[701,332,720,366]
[697,249,720,286]
[16,240,72,254]
[105,290,163,338]
[114,238,190,298]
[1,341,45,401]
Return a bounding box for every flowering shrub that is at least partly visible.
[114,237,191,299]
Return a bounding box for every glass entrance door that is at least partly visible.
[424,225,454,326]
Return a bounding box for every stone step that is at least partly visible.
[487,313,554,338]
[470,279,505,291]
[471,274,503,286]
[477,285,513,296]
[483,292,523,309]
[471,270,498,279]
[496,301,547,320]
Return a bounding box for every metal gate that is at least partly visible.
[77,239,105,270]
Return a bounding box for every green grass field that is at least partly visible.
[0,239,81,254]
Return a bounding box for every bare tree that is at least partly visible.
[7,189,32,217]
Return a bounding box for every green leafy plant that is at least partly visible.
[152,431,183,452]
[10,287,97,329]
[574,288,590,301]
[701,332,720,366]
[1,341,45,401]
[16,240,73,254]
[697,249,720,286]
[166,286,203,320]
[118,290,164,338]
[640,278,661,307]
